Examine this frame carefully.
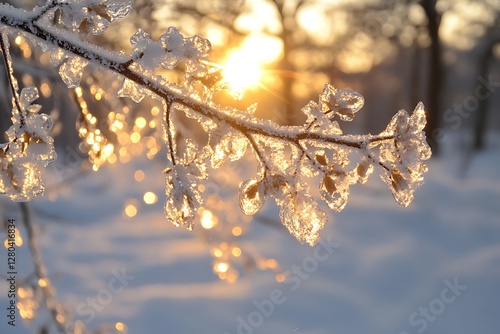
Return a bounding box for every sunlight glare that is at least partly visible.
[223,50,262,94]
[222,33,282,96]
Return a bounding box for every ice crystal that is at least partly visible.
[59,56,88,88]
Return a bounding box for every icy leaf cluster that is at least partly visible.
[0,87,56,201]
[379,102,432,206]
[130,27,211,73]
[164,139,209,231]
[234,85,431,245]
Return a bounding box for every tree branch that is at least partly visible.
[0,5,394,152]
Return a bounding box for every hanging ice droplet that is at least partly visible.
[319,173,351,212]
[117,78,146,103]
[59,56,88,88]
[239,178,265,215]
[279,194,326,246]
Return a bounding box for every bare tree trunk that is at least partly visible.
[473,30,499,150]
[420,0,442,155]
[410,42,422,106]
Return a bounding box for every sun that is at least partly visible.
[223,50,262,96]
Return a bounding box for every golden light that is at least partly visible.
[134,170,145,182]
[222,33,282,96]
[4,228,23,248]
[223,50,262,94]
[130,132,141,143]
[115,322,126,332]
[231,226,242,236]
[124,203,137,218]
[102,143,114,157]
[200,209,218,229]
[231,247,241,257]
[40,82,52,97]
[143,191,157,205]
[135,117,147,128]
[38,278,48,288]
[151,106,160,116]
[215,262,229,273]
[213,249,223,258]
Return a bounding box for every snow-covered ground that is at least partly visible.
[1,143,500,334]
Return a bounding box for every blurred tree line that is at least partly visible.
[161,0,500,155]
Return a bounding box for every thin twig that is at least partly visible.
[19,202,70,333]
[164,99,177,165]
[0,32,25,126]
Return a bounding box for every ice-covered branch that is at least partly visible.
[0,1,432,246]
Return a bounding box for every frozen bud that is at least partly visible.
[239,178,266,215]
[315,152,328,166]
[319,171,357,212]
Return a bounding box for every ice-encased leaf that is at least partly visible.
[302,100,342,135]
[130,29,165,71]
[20,87,39,109]
[159,27,183,69]
[210,130,248,168]
[319,171,357,212]
[319,84,364,122]
[55,0,133,35]
[0,161,43,202]
[239,177,266,215]
[278,188,326,246]
[130,29,153,50]
[356,158,374,184]
[382,169,412,207]
[117,78,146,103]
[159,27,211,73]
[59,56,88,88]
[378,103,431,207]
[105,0,134,20]
[50,49,66,67]
[164,164,202,231]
